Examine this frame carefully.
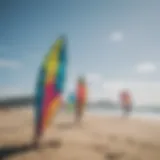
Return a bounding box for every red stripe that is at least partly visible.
[40,82,58,133]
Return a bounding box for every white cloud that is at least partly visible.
[3,80,160,107]
[84,78,160,106]
[0,59,21,69]
[102,81,160,106]
[86,73,103,84]
[64,73,105,101]
[64,72,160,106]
[135,62,156,74]
[109,32,124,42]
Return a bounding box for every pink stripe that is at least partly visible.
[41,82,58,131]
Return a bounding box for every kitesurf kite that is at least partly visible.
[34,36,67,141]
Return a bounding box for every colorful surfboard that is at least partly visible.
[34,36,67,136]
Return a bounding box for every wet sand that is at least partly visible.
[0,108,160,160]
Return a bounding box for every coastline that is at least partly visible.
[0,108,160,160]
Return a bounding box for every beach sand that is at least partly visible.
[0,108,160,160]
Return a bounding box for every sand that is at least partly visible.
[0,108,160,160]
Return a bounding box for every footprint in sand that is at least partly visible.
[92,144,109,154]
[139,141,160,150]
[56,122,74,130]
[108,135,118,142]
[48,139,62,148]
[39,139,62,150]
[104,151,125,160]
[126,137,136,146]
[81,125,103,139]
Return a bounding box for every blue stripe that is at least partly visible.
[34,67,45,132]
[55,40,67,93]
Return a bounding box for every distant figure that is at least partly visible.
[75,77,87,124]
[120,90,132,117]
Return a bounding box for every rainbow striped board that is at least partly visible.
[34,36,67,136]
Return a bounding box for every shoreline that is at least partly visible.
[0,108,160,160]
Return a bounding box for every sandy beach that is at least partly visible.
[0,108,160,160]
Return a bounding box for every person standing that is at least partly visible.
[120,90,132,117]
[75,76,87,124]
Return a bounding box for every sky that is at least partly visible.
[1,0,160,106]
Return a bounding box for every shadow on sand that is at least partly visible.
[0,140,62,160]
[0,144,32,159]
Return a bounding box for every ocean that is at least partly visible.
[86,105,160,120]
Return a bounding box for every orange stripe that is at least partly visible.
[42,95,61,131]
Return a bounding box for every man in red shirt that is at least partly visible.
[120,90,132,117]
[75,77,87,124]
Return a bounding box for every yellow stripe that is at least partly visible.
[43,39,63,84]
[45,60,59,84]
[43,39,63,69]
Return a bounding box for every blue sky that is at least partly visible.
[1,0,160,105]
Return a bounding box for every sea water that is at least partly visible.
[86,105,160,120]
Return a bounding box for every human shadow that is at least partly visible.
[0,140,62,160]
[0,144,32,160]
[104,151,125,160]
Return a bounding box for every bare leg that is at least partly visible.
[75,103,81,125]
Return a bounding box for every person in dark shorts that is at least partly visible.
[120,90,132,117]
